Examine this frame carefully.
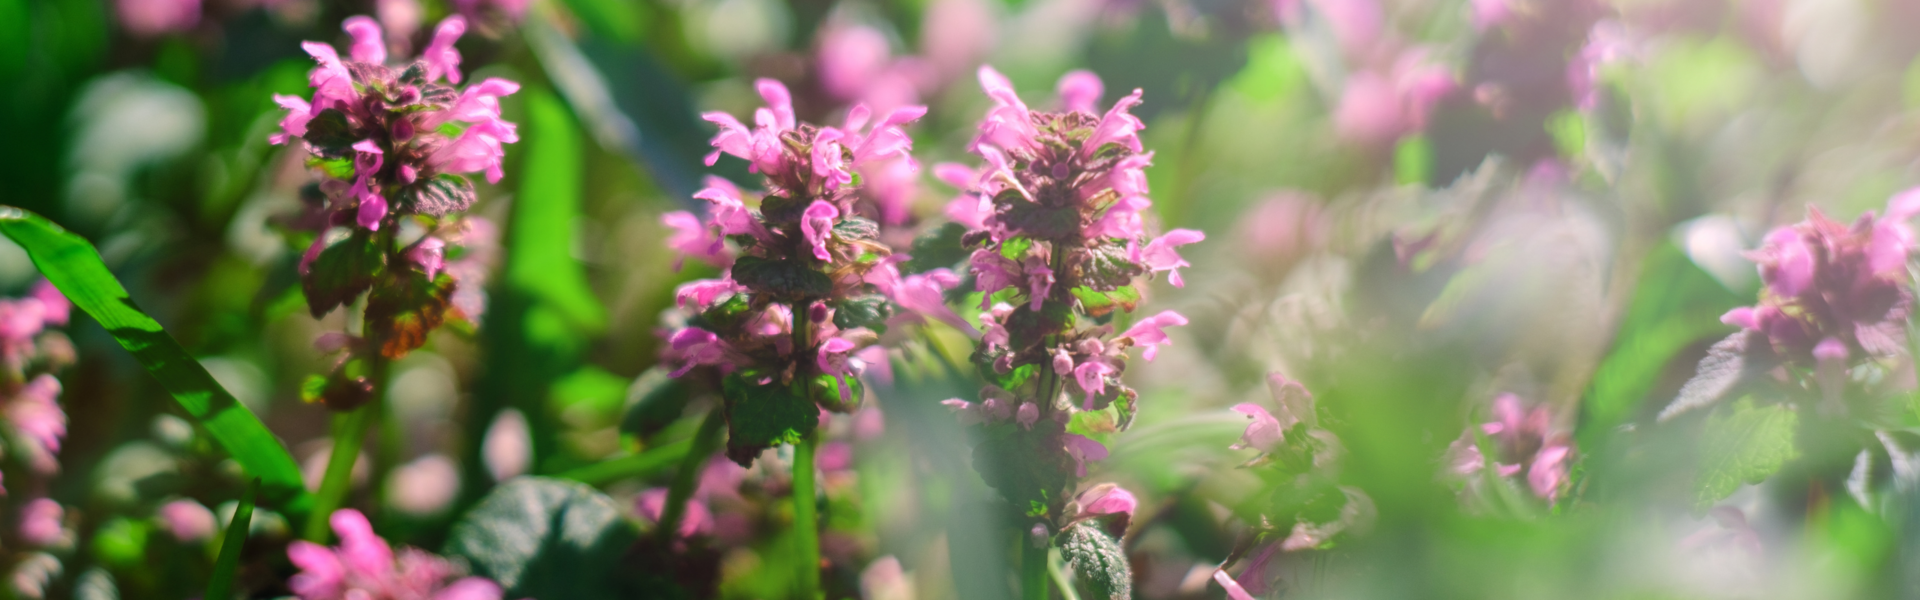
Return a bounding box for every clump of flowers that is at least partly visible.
[663,79,926,464]
[1720,193,1920,369]
[1445,393,1574,504]
[939,66,1200,587]
[1214,374,1374,599]
[288,509,509,600]
[271,14,517,410]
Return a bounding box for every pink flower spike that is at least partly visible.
[287,541,347,599]
[1078,485,1137,520]
[1214,570,1257,600]
[802,200,839,261]
[330,509,395,578]
[1135,229,1205,287]
[1063,434,1108,477]
[422,16,468,84]
[343,16,387,64]
[1231,403,1284,452]
[1527,444,1571,501]
[1756,226,1815,298]
[1118,310,1189,361]
[1056,70,1104,113]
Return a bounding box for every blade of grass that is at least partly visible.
[553,438,693,486]
[304,404,376,541]
[0,207,309,511]
[205,477,259,600]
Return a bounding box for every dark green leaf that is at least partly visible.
[731,255,832,301]
[1585,242,1745,442]
[905,222,969,274]
[1697,398,1798,509]
[1060,522,1132,600]
[832,295,892,334]
[1074,242,1144,292]
[301,108,358,156]
[1001,201,1080,240]
[398,173,477,217]
[721,372,819,466]
[204,478,258,600]
[1660,330,1775,422]
[0,207,310,511]
[445,477,641,600]
[302,229,383,319]
[832,216,880,242]
[364,270,455,358]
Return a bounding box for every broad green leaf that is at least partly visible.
[832,295,892,335]
[731,255,833,301]
[1060,522,1132,600]
[0,207,308,511]
[1583,242,1744,446]
[302,229,383,319]
[445,477,640,600]
[619,367,694,440]
[364,270,455,358]
[1696,399,1798,509]
[204,478,258,600]
[397,173,477,216]
[905,222,969,274]
[721,372,819,465]
[1071,285,1140,318]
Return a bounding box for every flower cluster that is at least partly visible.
[273,14,517,408]
[1214,374,1374,598]
[0,281,74,493]
[1445,393,1574,503]
[664,79,928,465]
[288,509,510,600]
[1720,192,1920,369]
[940,67,1199,535]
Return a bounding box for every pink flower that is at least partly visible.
[675,278,745,312]
[7,375,65,475]
[802,201,839,261]
[1118,310,1188,361]
[409,237,447,279]
[936,163,991,230]
[1214,570,1256,600]
[1231,403,1284,452]
[636,488,713,539]
[663,211,726,269]
[817,24,894,103]
[350,140,389,229]
[972,66,1041,153]
[1015,402,1038,429]
[343,16,387,64]
[288,509,505,600]
[421,17,468,84]
[692,177,772,243]
[667,328,738,377]
[817,337,860,405]
[18,499,63,548]
[1056,70,1104,113]
[1073,361,1115,409]
[882,266,975,334]
[1528,443,1571,501]
[271,95,314,145]
[1063,434,1108,477]
[117,0,199,37]
[1076,484,1136,521]
[1081,89,1145,160]
[1132,229,1204,287]
[158,499,217,543]
[969,250,1024,308]
[1728,195,1919,362]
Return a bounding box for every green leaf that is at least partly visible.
[1059,522,1132,600]
[1696,399,1799,509]
[1393,135,1433,186]
[1074,242,1143,292]
[445,477,641,600]
[832,216,880,242]
[905,222,969,274]
[364,270,455,358]
[1583,242,1743,445]
[0,208,309,511]
[619,367,693,440]
[301,108,358,156]
[1071,285,1140,318]
[731,255,833,300]
[553,438,692,486]
[721,372,819,466]
[832,295,892,334]
[204,478,258,600]
[302,229,384,319]
[397,173,477,217]
[1001,201,1081,240]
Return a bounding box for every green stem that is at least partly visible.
[304,402,375,542]
[204,478,258,600]
[658,408,727,539]
[1022,537,1051,600]
[793,430,823,600]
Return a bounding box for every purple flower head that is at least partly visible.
[1726,194,1919,364]
[663,211,728,269]
[666,328,742,378]
[288,509,506,600]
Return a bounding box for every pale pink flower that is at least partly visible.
[1117,310,1188,361]
[1231,404,1285,453]
[802,201,840,261]
[1132,229,1204,287]
[18,499,63,548]
[1063,434,1109,477]
[158,499,217,543]
[117,0,200,37]
[7,376,65,475]
[287,509,505,600]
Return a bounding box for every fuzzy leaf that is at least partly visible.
[364,270,456,358]
[1002,202,1081,239]
[832,216,880,242]
[301,108,359,156]
[398,173,476,217]
[832,295,892,334]
[1072,285,1140,318]
[302,230,384,319]
[731,255,832,301]
[1075,242,1144,292]
[1660,330,1774,422]
[1696,399,1798,509]
[445,477,640,600]
[721,372,820,466]
[905,222,969,274]
[1060,522,1132,600]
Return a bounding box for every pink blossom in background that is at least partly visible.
[388,454,461,516]
[118,0,200,37]
[18,499,63,548]
[636,488,714,539]
[288,509,506,600]
[1449,393,1574,502]
[919,0,997,82]
[1056,70,1104,113]
[158,499,218,543]
[1231,403,1285,453]
[28,282,66,328]
[377,0,424,50]
[817,24,896,103]
[7,375,65,475]
[1308,0,1382,61]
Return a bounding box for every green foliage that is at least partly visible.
[833,295,893,334]
[363,270,456,358]
[397,173,478,216]
[445,478,641,600]
[721,372,820,465]
[731,255,834,300]
[1696,398,1799,509]
[301,108,358,155]
[0,207,309,511]
[302,229,384,319]
[1584,242,1744,444]
[832,216,881,241]
[906,222,970,274]
[204,478,258,600]
[1059,522,1132,600]
[620,367,694,440]
[1072,285,1140,318]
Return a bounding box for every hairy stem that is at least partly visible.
[657,407,727,539]
[793,430,823,599]
[304,399,377,542]
[1022,538,1051,600]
